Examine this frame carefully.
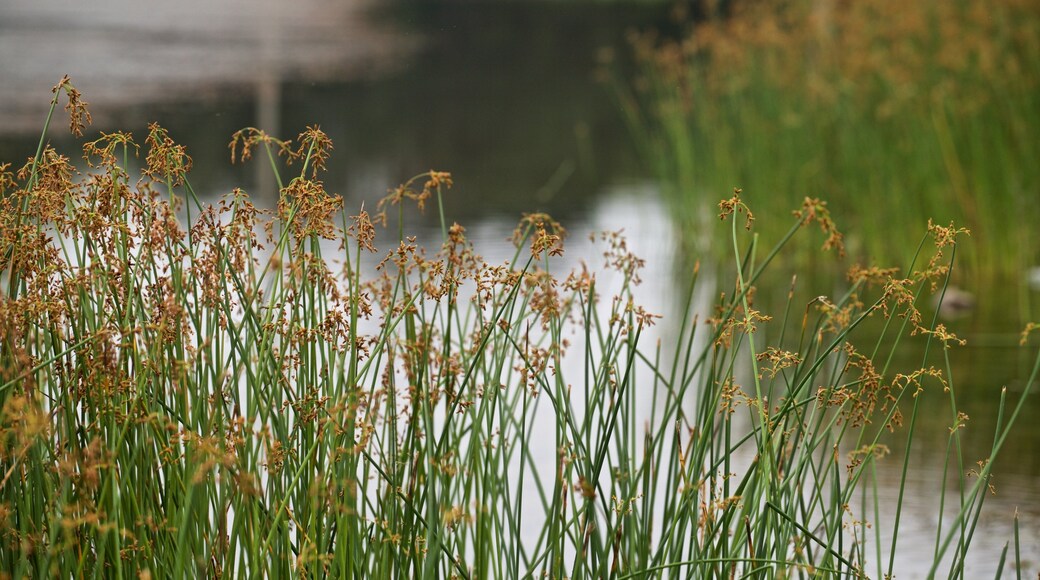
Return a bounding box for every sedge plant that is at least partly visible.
[615,0,1040,282]
[0,77,1036,578]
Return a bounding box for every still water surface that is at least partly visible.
[1,1,1036,576]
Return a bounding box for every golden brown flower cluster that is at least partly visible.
[634,0,1040,118]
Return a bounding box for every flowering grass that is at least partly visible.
[0,78,1037,578]
[616,0,1040,277]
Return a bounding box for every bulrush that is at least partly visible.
[0,77,1035,578]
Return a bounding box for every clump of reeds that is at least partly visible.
[617,0,1040,276]
[0,77,1036,578]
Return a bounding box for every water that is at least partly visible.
[1,1,1036,576]
[0,0,653,222]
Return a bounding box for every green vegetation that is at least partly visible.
[0,77,1036,578]
[617,0,1040,277]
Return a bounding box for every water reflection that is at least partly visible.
[0,1,660,224]
[0,0,411,133]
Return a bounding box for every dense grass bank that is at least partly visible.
[0,79,1037,577]
[617,0,1040,277]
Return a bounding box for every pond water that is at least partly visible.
[1,1,1037,576]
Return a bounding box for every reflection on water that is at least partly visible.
[1,1,1037,575]
[0,0,411,133]
[0,1,660,224]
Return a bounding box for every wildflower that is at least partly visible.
[52,75,92,137]
[377,170,453,216]
[718,188,754,230]
[793,197,845,257]
[144,123,193,186]
[513,213,566,258]
[291,126,334,178]
[597,230,646,284]
[278,178,342,243]
[83,131,139,168]
[921,323,967,348]
[348,207,378,253]
[756,347,802,378]
[228,127,291,165]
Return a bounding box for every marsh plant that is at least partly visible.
[0,78,1036,578]
[617,0,1040,276]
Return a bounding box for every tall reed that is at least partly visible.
[616,0,1040,278]
[0,77,1035,578]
